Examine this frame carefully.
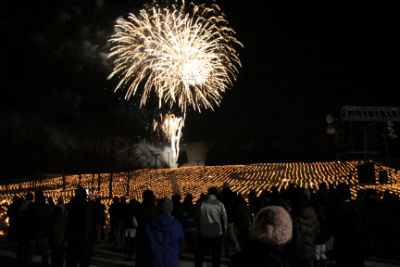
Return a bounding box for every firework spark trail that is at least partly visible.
[154,113,185,163]
[108,1,242,113]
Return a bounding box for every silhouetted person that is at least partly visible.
[144,197,184,267]
[363,190,382,257]
[50,205,67,267]
[230,206,295,267]
[379,192,399,258]
[220,185,241,256]
[93,198,106,243]
[332,184,365,267]
[136,189,157,225]
[135,189,157,267]
[314,188,330,267]
[108,197,119,244]
[233,194,251,248]
[116,197,128,246]
[48,197,55,211]
[195,187,227,267]
[171,193,185,224]
[65,187,96,267]
[248,189,258,218]
[25,191,51,267]
[291,193,320,267]
[7,196,22,243]
[56,197,67,215]
[182,193,198,253]
[16,192,33,265]
[125,198,139,261]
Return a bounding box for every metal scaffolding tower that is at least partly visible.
[340,106,400,122]
[334,106,400,166]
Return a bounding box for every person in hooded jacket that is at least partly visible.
[230,205,294,267]
[144,197,184,267]
[291,194,320,267]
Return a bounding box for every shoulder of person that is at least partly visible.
[173,217,184,227]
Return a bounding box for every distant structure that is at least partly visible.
[328,106,400,167]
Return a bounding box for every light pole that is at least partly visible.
[151,152,161,169]
[385,121,397,166]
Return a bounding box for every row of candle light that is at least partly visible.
[0,161,399,204]
[0,160,399,235]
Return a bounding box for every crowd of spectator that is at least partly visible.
[6,182,400,267]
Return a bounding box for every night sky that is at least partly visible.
[1,0,400,175]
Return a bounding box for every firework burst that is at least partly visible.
[153,113,185,163]
[108,0,242,112]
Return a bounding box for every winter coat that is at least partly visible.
[230,241,294,267]
[292,206,320,261]
[198,195,228,238]
[182,203,197,233]
[26,201,52,240]
[145,213,184,267]
[314,202,330,244]
[16,200,32,241]
[7,200,21,241]
[66,198,96,248]
[50,209,68,246]
[137,202,157,225]
[234,201,251,231]
[332,200,365,265]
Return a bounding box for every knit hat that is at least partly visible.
[252,206,293,245]
[158,197,173,215]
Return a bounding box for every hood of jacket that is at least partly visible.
[299,206,317,220]
[148,213,177,231]
[145,213,184,267]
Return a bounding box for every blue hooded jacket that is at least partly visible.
[145,213,185,267]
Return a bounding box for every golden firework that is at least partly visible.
[154,113,185,163]
[108,1,242,112]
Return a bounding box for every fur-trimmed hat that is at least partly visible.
[252,206,293,245]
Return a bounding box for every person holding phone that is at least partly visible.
[66,187,96,267]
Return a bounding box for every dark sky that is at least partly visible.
[187,0,400,160]
[2,0,400,165]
